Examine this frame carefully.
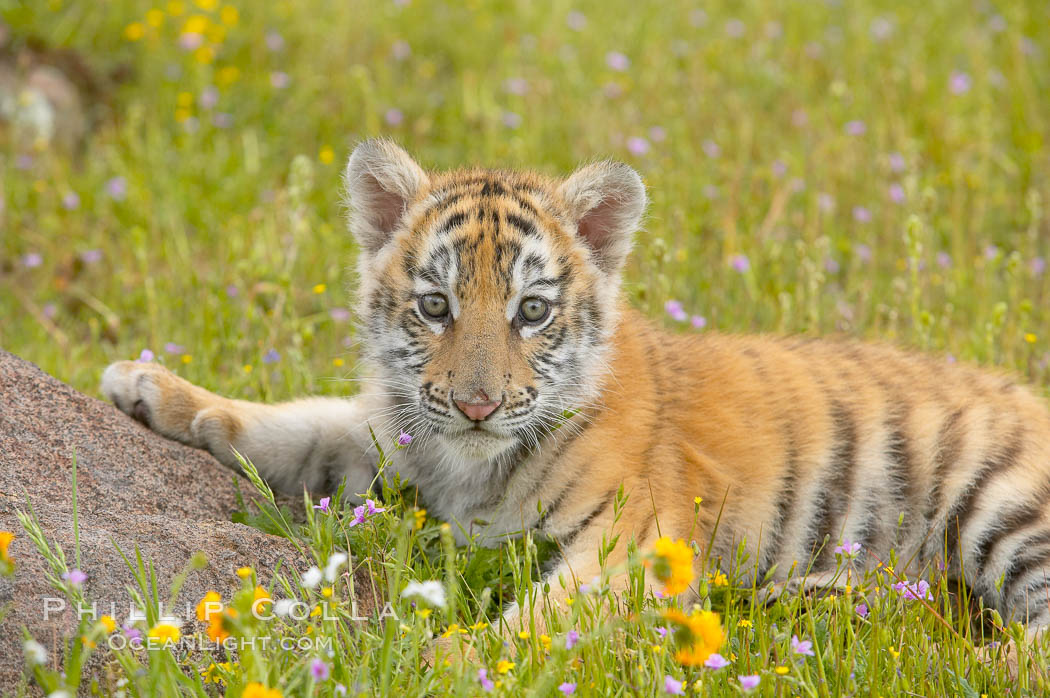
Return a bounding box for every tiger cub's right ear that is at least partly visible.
[343,139,430,256]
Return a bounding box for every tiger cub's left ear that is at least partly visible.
[557,161,647,275]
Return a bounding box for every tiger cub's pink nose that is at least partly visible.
[454,390,501,421]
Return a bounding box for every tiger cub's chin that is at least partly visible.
[437,429,518,463]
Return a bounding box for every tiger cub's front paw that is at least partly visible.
[101,360,175,427]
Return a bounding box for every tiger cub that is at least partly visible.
[102,140,1050,635]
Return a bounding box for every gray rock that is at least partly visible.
[0,350,375,692]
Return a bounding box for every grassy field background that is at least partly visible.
[3,0,1050,695]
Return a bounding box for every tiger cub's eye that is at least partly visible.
[420,293,450,319]
[518,297,550,324]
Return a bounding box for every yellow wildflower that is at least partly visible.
[124,22,145,41]
[219,5,239,25]
[148,621,181,643]
[310,604,322,617]
[196,590,222,621]
[662,608,724,666]
[100,615,116,633]
[313,283,326,294]
[888,647,900,659]
[194,0,218,10]
[710,571,728,587]
[496,660,515,674]
[647,537,694,596]
[242,683,283,698]
[243,364,253,373]
[693,496,703,505]
[518,630,530,640]
[167,0,186,15]
[332,358,344,367]
[441,623,467,638]
[321,587,333,598]
[0,531,14,563]
[414,509,427,529]
[183,14,208,34]
[469,620,487,631]
[319,146,335,164]
[217,66,240,86]
[774,666,789,675]
[236,566,253,578]
[416,608,432,619]
[181,354,193,364]
[539,633,551,650]
[253,585,272,610]
[146,9,165,27]
[175,108,191,123]
[1025,333,1037,344]
[737,619,752,628]
[194,46,215,64]
[177,91,194,107]
[206,608,234,642]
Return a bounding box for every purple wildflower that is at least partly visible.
[649,126,667,142]
[262,349,281,364]
[178,32,203,50]
[314,497,331,513]
[478,668,494,691]
[200,86,219,109]
[626,137,650,156]
[825,257,840,274]
[567,10,586,31]
[889,183,905,203]
[270,72,291,89]
[565,629,579,649]
[855,244,873,263]
[212,113,233,129]
[558,683,576,695]
[80,249,103,265]
[664,300,686,322]
[834,539,861,558]
[310,658,330,681]
[724,19,745,37]
[397,431,413,446]
[225,284,239,298]
[137,349,155,363]
[870,17,894,40]
[691,315,707,329]
[702,185,719,200]
[62,192,80,210]
[701,139,720,158]
[329,307,351,322]
[391,40,411,60]
[845,120,867,136]
[855,603,869,618]
[852,206,872,223]
[704,653,730,669]
[739,675,760,691]
[936,252,952,269]
[664,675,684,695]
[689,9,707,26]
[817,193,835,212]
[730,254,751,273]
[792,108,809,127]
[888,152,906,172]
[163,342,185,355]
[15,154,33,170]
[605,51,630,71]
[892,579,932,601]
[984,244,1000,260]
[42,303,57,319]
[21,252,43,268]
[106,177,127,201]
[654,626,668,638]
[365,500,386,515]
[949,71,972,95]
[1031,257,1046,276]
[771,160,787,178]
[62,569,87,585]
[265,31,285,51]
[503,77,528,96]
[502,111,522,129]
[791,634,815,656]
[384,108,404,127]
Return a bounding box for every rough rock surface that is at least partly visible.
[0,350,375,692]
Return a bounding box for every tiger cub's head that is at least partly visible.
[344,140,646,464]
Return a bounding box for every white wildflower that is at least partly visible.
[301,566,323,589]
[401,580,447,608]
[24,639,47,665]
[324,552,348,583]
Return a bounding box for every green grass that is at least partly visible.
[3,0,1050,695]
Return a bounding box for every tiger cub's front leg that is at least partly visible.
[100,360,382,496]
